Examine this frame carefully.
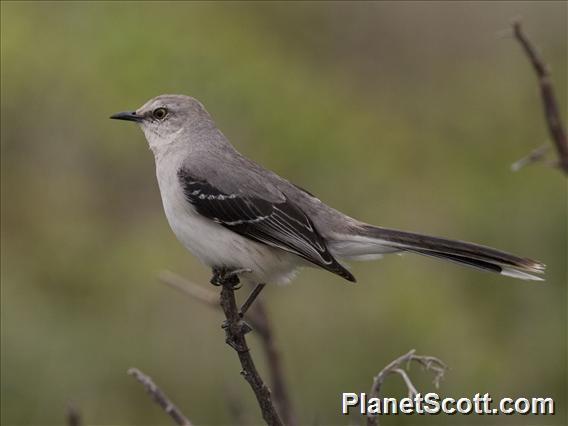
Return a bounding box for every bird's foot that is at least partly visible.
[210,267,252,289]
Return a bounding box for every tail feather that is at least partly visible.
[339,225,545,281]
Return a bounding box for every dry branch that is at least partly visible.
[218,279,284,426]
[128,368,193,426]
[366,349,447,426]
[512,20,568,174]
[159,271,297,425]
[511,144,549,172]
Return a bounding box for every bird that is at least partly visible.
[110,94,545,288]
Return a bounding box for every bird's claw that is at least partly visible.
[210,267,252,289]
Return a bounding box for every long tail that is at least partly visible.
[334,224,545,281]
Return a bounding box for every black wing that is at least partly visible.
[178,169,355,282]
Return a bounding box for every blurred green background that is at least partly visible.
[1,1,566,425]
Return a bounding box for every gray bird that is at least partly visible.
[111,94,545,286]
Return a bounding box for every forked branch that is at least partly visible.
[160,271,296,425]
[511,20,568,174]
[218,279,284,426]
[366,349,448,426]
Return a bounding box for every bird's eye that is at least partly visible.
[152,107,168,120]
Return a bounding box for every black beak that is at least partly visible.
[110,111,143,122]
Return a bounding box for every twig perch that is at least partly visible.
[159,271,297,425]
[511,20,568,174]
[218,278,284,426]
[366,349,448,426]
[128,368,193,426]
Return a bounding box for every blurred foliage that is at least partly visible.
[1,1,566,425]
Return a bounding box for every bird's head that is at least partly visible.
[111,94,214,151]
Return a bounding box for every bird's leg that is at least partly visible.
[239,283,266,318]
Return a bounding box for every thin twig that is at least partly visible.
[511,144,550,171]
[512,20,568,174]
[240,283,267,317]
[159,271,297,425]
[366,349,448,426]
[218,280,284,426]
[128,368,193,426]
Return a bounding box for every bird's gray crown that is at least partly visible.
[137,94,212,127]
[112,94,218,152]
[137,94,207,117]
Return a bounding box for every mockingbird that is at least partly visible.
[111,94,545,289]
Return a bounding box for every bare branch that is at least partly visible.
[240,283,267,317]
[366,349,448,426]
[128,368,193,426]
[218,279,284,426]
[391,368,418,397]
[511,144,550,171]
[512,20,568,174]
[159,271,297,425]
